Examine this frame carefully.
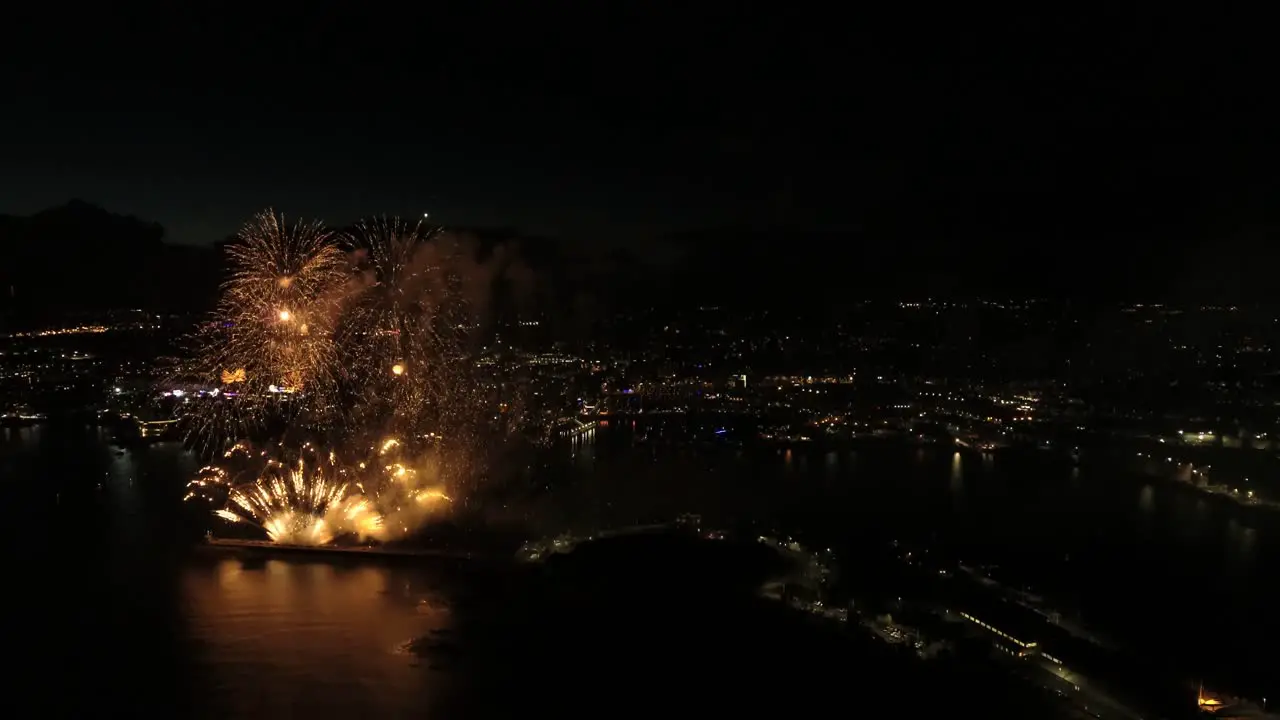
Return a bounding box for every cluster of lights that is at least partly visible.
[3,324,108,339]
[958,611,1037,650]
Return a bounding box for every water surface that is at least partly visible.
[8,422,1276,712]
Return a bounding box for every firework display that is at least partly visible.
[186,439,453,545]
[182,210,514,545]
[341,218,476,440]
[182,210,350,442]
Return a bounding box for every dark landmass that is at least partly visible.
[665,225,1245,309]
[0,200,221,325]
[417,531,1074,717]
[0,201,656,334]
[5,199,1267,337]
[437,225,658,336]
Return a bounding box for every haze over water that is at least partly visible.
[6,420,1275,714]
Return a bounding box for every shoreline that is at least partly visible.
[196,536,487,561]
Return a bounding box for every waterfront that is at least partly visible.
[6,420,1277,713]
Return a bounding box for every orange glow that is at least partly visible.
[282,369,303,390]
[1198,687,1225,712]
[278,309,291,322]
[415,488,451,503]
[391,363,405,376]
[221,368,246,384]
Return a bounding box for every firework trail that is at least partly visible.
[232,466,348,545]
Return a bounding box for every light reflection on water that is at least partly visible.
[182,558,452,716]
[1138,483,1155,514]
[949,451,964,497]
[1223,517,1258,585]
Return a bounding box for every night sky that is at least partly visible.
[2,10,1276,265]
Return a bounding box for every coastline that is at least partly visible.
[196,536,484,561]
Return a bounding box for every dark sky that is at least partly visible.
[1,9,1275,261]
